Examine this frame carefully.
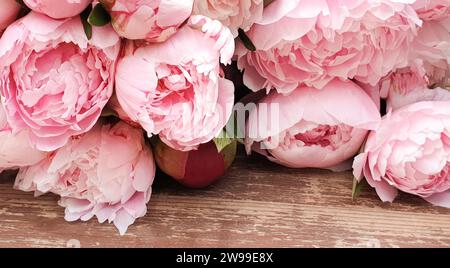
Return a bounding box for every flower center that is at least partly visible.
[294,125,338,148]
[296,124,353,150]
[142,63,197,125]
[154,63,195,102]
[271,121,354,151]
[11,42,103,123]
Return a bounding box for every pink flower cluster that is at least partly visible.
[236,0,422,94]
[0,0,235,234]
[0,0,449,234]
[239,0,450,208]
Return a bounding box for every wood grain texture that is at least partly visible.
[1,152,450,248]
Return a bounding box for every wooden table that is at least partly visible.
[1,152,450,248]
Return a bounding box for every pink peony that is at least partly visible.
[114,15,235,151]
[412,0,450,20]
[379,60,450,110]
[411,17,450,87]
[353,101,450,208]
[245,79,380,169]
[192,0,264,37]
[383,15,450,110]
[24,0,92,19]
[236,0,421,94]
[0,0,21,33]
[15,121,155,235]
[1,102,47,173]
[0,12,121,151]
[101,0,194,42]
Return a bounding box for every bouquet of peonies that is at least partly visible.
[0,0,449,235]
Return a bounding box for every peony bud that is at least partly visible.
[154,137,237,188]
[101,0,193,42]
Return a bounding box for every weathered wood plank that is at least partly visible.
[1,154,450,248]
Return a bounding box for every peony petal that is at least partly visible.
[113,209,136,236]
[424,191,450,208]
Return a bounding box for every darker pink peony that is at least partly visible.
[114,15,235,151]
[0,12,121,151]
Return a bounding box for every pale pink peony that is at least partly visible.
[412,0,450,20]
[383,15,450,110]
[0,0,21,33]
[24,0,92,19]
[1,102,47,173]
[353,101,450,208]
[0,12,121,151]
[411,17,450,88]
[245,79,380,169]
[192,0,264,37]
[236,0,422,94]
[101,0,193,42]
[114,15,235,151]
[379,60,450,110]
[15,121,155,235]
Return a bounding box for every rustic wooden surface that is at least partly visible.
[1,152,450,248]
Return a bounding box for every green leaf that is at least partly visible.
[88,3,111,26]
[352,178,366,200]
[80,5,93,40]
[81,19,92,40]
[224,112,244,143]
[238,28,256,52]
[221,140,237,171]
[214,129,235,154]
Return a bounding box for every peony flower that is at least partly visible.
[236,0,422,94]
[412,0,450,21]
[1,101,47,173]
[379,60,450,110]
[0,12,121,151]
[380,15,450,110]
[411,17,450,88]
[114,15,235,151]
[353,101,450,208]
[23,0,92,19]
[192,0,264,37]
[245,79,380,169]
[0,0,21,33]
[15,121,155,235]
[101,0,194,42]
